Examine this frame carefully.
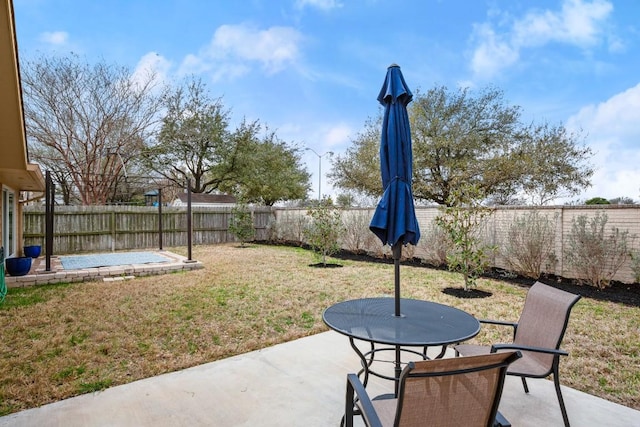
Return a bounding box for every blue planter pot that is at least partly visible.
[24,245,42,258]
[5,256,32,276]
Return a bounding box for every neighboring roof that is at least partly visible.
[175,193,237,204]
[0,0,45,192]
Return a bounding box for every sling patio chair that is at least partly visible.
[454,281,581,427]
[344,351,521,427]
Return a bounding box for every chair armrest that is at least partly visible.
[478,319,518,339]
[490,343,569,357]
[479,319,518,329]
[346,374,383,427]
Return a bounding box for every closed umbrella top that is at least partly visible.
[369,64,420,247]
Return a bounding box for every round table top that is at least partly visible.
[323,297,480,347]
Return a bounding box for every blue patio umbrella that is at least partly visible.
[369,64,421,318]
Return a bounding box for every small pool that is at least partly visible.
[59,252,171,270]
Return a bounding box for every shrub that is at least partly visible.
[629,251,640,284]
[419,222,452,267]
[502,210,557,279]
[270,212,309,244]
[564,211,632,289]
[340,210,377,254]
[435,185,496,290]
[303,200,345,265]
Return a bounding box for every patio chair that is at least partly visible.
[344,351,521,427]
[454,281,581,427]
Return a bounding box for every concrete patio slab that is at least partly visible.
[0,331,638,426]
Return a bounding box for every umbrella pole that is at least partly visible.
[393,243,401,317]
[392,243,402,396]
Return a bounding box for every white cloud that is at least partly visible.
[131,52,172,90]
[566,82,640,200]
[568,83,640,143]
[179,54,212,75]
[179,24,303,80]
[294,0,343,11]
[470,23,519,78]
[513,0,612,47]
[39,31,68,45]
[324,124,352,147]
[470,0,613,78]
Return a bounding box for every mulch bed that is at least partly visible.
[258,241,640,308]
[308,263,343,268]
[442,287,493,298]
[331,248,640,308]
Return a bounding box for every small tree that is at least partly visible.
[303,199,344,266]
[565,211,632,289]
[503,210,557,279]
[228,201,254,247]
[435,185,495,290]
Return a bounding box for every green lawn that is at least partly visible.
[0,243,638,415]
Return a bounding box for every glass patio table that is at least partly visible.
[323,297,480,395]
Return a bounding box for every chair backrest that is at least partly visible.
[513,281,581,371]
[394,352,521,427]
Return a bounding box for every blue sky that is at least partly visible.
[13,0,640,204]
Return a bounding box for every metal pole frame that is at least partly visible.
[45,171,55,272]
[186,180,192,261]
[157,188,163,250]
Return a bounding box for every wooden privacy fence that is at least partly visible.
[22,204,640,284]
[23,205,274,254]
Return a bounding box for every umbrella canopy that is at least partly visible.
[369,64,420,318]
[370,64,420,248]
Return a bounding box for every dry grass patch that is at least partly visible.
[0,243,638,415]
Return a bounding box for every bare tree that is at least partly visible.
[22,54,164,205]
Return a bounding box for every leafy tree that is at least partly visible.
[220,125,311,206]
[335,193,356,207]
[435,185,495,290]
[585,197,610,205]
[516,122,593,204]
[330,85,593,206]
[329,117,382,199]
[303,199,344,266]
[228,200,254,247]
[145,77,309,203]
[143,77,233,194]
[22,54,164,205]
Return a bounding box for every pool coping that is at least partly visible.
[4,251,203,288]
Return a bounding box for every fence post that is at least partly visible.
[187,180,193,261]
[158,188,163,250]
[45,171,54,271]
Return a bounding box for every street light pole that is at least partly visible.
[306,148,333,201]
